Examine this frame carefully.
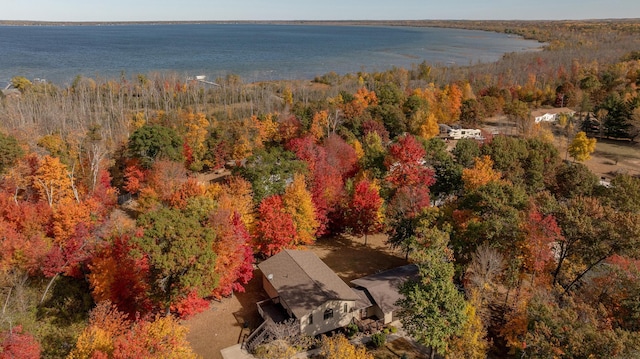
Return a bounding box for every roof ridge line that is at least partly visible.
[285,249,327,297]
[288,249,353,301]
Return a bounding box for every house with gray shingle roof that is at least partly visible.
[257,249,360,336]
[256,249,417,337]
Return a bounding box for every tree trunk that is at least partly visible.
[41,273,59,304]
[563,254,609,294]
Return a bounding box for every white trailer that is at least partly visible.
[448,128,482,140]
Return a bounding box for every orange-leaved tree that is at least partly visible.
[209,210,254,299]
[111,315,198,359]
[461,156,502,192]
[213,176,256,230]
[69,302,198,359]
[67,301,130,359]
[32,155,75,207]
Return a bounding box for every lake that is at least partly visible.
[0,24,542,86]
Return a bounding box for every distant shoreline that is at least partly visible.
[0,19,635,27]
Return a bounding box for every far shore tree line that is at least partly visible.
[0,19,639,359]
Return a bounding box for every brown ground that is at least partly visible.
[184,234,407,359]
[558,137,640,180]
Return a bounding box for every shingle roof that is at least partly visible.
[351,264,419,314]
[351,287,373,310]
[258,249,358,318]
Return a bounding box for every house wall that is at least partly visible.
[382,311,393,324]
[371,305,385,322]
[262,275,279,300]
[299,300,355,336]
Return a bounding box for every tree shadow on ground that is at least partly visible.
[312,234,409,283]
[233,269,269,330]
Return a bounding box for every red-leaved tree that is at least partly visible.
[254,195,298,257]
[88,234,152,318]
[325,134,358,180]
[344,179,384,245]
[522,208,563,286]
[385,134,434,189]
[0,326,41,359]
[288,135,344,236]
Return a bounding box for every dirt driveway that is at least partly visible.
[184,234,407,359]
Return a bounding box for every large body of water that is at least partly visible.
[0,24,541,86]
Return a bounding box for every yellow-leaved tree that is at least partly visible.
[446,298,489,359]
[568,131,596,162]
[310,110,329,141]
[320,334,373,359]
[33,155,75,207]
[350,138,365,162]
[67,302,129,359]
[256,113,279,147]
[214,176,256,230]
[419,112,440,140]
[282,174,319,245]
[68,302,199,359]
[182,110,210,170]
[462,156,502,192]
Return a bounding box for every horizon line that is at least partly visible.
[1,18,639,24]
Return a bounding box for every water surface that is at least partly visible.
[0,24,542,85]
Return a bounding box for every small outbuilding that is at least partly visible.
[351,264,419,324]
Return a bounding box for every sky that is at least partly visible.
[2,0,640,22]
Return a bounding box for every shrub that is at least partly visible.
[346,323,359,338]
[370,332,386,348]
[389,325,398,334]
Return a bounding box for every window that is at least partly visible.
[308,314,313,325]
[323,308,333,320]
[344,303,348,313]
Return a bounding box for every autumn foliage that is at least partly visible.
[461,155,502,191]
[68,302,198,359]
[254,195,298,257]
[88,234,152,317]
[385,134,434,189]
[0,326,41,359]
[209,211,254,299]
[344,179,384,243]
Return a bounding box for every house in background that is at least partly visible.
[351,264,419,325]
[256,249,359,337]
[532,107,575,123]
